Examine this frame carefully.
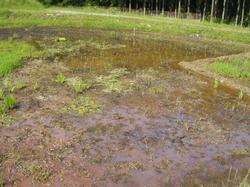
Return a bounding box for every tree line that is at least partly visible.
[38,0,249,26]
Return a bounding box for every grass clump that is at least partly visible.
[208,56,250,80]
[0,113,14,127]
[4,95,16,109]
[0,89,3,99]
[239,90,244,100]
[214,79,219,89]
[30,165,52,182]
[57,73,66,84]
[74,80,84,93]
[96,68,132,93]
[64,96,103,114]
[0,41,35,77]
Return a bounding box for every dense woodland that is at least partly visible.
[38,0,249,26]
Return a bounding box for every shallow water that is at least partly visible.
[0,27,249,186]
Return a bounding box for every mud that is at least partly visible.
[0,26,249,186]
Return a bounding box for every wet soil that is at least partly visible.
[0,26,249,186]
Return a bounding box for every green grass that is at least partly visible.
[208,56,250,80]
[0,40,35,77]
[0,0,43,9]
[0,6,249,43]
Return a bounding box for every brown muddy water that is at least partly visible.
[0,27,249,186]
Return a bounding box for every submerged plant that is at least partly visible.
[4,95,16,109]
[239,90,244,100]
[57,73,66,84]
[214,79,219,89]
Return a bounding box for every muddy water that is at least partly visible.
[0,27,249,186]
[60,36,250,186]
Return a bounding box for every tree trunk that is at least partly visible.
[202,0,207,22]
[235,0,241,26]
[187,0,190,18]
[136,0,139,10]
[175,0,177,18]
[210,0,214,23]
[162,0,165,15]
[240,0,245,26]
[156,0,158,15]
[129,0,132,13]
[221,0,226,23]
[214,0,218,18]
[144,0,146,15]
[178,0,181,18]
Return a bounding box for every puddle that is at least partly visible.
[0,27,249,186]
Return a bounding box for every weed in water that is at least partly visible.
[0,89,3,99]
[74,80,84,93]
[0,105,6,114]
[63,96,103,114]
[214,79,219,89]
[151,86,164,94]
[0,113,14,127]
[239,90,244,100]
[57,73,66,84]
[4,95,16,109]
[0,173,5,187]
[16,81,26,89]
[33,82,39,90]
[30,165,52,182]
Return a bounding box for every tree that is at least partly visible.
[187,0,190,18]
[129,0,132,13]
[178,0,181,18]
[162,0,165,15]
[203,0,207,22]
[144,0,146,15]
[210,0,214,23]
[221,0,226,23]
[235,0,241,26]
[156,0,159,14]
[240,0,245,26]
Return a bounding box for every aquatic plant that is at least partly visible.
[63,96,103,114]
[214,79,219,89]
[74,80,84,93]
[239,90,243,100]
[4,95,16,109]
[31,165,52,182]
[16,81,26,89]
[57,73,66,84]
[33,82,39,90]
[0,88,3,99]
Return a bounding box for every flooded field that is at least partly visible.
[0,27,249,186]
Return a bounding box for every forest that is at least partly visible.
[38,0,249,26]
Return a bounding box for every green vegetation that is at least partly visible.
[96,68,132,93]
[0,41,35,77]
[214,79,219,89]
[63,96,103,114]
[239,91,244,100]
[4,95,16,109]
[0,113,14,127]
[57,73,66,84]
[0,7,249,43]
[56,37,66,42]
[0,0,43,9]
[74,80,84,93]
[0,89,3,99]
[208,56,250,80]
[31,165,52,182]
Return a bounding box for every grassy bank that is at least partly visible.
[0,6,249,43]
[0,40,35,77]
[207,56,250,80]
